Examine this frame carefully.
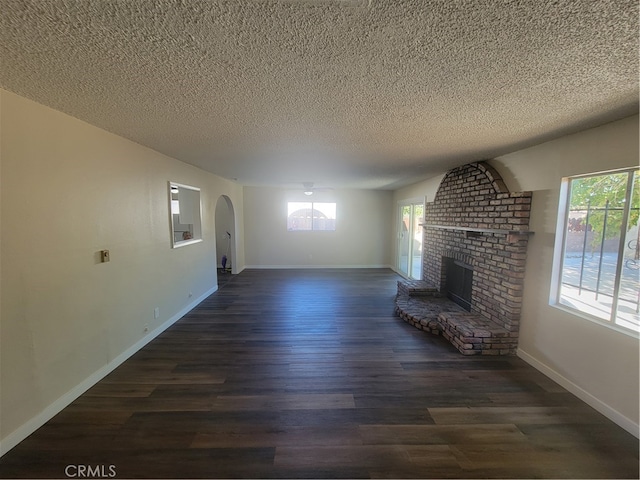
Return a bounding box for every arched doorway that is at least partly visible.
[215,195,236,275]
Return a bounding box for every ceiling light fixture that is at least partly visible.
[303,182,314,196]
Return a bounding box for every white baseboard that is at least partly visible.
[517,348,639,438]
[243,264,393,269]
[0,285,217,457]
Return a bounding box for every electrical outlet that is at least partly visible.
[144,323,149,332]
[154,307,160,319]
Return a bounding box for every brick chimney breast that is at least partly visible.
[422,162,532,334]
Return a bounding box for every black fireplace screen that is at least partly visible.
[445,258,473,311]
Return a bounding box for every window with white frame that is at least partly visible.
[287,202,336,231]
[552,168,639,333]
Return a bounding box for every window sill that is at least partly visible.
[550,302,640,338]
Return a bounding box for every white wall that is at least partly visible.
[492,115,639,435]
[0,90,245,454]
[243,186,393,268]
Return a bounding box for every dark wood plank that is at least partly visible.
[0,269,637,479]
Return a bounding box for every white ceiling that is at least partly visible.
[1,0,638,190]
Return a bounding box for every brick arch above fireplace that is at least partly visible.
[435,161,509,203]
[430,162,529,232]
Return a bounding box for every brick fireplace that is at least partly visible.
[395,162,533,355]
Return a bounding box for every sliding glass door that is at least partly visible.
[397,202,424,280]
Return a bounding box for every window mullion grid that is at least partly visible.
[609,171,634,324]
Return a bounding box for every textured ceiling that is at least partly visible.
[1,0,638,189]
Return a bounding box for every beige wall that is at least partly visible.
[392,115,639,434]
[243,186,393,268]
[0,90,244,453]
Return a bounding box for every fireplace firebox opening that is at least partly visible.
[444,258,473,311]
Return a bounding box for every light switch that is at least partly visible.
[100,250,110,263]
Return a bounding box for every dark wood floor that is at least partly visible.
[1,269,638,479]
